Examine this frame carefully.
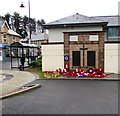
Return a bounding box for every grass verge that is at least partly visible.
[26,67,60,79]
[26,67,45,78]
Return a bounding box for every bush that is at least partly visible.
[30,58,42,68]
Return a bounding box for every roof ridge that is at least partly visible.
[88,16,104,22]
[48,13,87,24]
[47,13,105,25]
[90,15,119,17]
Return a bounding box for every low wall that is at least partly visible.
[104,43,120,74]
[42,44,64,71]
[42,43,120,74]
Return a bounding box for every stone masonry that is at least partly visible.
[64,32,105,70]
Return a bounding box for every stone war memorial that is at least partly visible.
[42,13,120,74]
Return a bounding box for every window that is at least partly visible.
[108,27,120,37]
[4,34,6,38]
[70,36,78,41]
[3,34,6,42]
[4,27,6,32]
[4,38,6,42]
[118,28,120,36]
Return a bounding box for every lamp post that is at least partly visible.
[20,0,31,44]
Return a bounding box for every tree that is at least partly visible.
[37,19,46,33]
[0,15,4,20]
[13,12,22,33]
[37,20,42,32]
[12,12,28,38]
[19,28,28,38]
[23,15,29,29]
[41,19,46,25]
[4,13,11,27]
[40,19,46,33]
[1,12,46,38]
[29,18,36,32]
[21,15,29,38]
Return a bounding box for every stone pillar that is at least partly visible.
[98,32,105,69]
[64,33,70,66]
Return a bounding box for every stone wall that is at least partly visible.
[64,32,105,70]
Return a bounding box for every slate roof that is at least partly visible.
[45,13,119,27]
[90,15,119,26]
[31,33,48,41]
[8,29,21,37]
[0,20,4,27]
[10,42,38,48]
[0,20,21,37]
[0,20,10,29]
[45,13,108,26]
[21,32,48,42]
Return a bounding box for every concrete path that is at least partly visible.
[0,70,37,95]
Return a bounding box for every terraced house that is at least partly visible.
[0,20,21,60]
[42,13,120,74]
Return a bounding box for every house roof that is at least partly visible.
[21,32,48,42]
[44,13,108,28]
[0,20,21,37]
[44,13,120,28]
[0,20,4,27]
[90,15,119,26]
[0,20,10,29]
[31,32,48,41]
[8,29,21,37]
[21,33,48,41]
[10,42,39,48]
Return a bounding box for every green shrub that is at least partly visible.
[30,58,42,68]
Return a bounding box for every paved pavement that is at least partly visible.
[0,60,38,95]
[0,70,38,95]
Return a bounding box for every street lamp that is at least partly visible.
[20,0,31,44]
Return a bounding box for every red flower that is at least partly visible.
[58,68,62,73]
[75,68,79,72]
[84,73,89,77]
[88,68,94,73]
[101,74,107,77]
[98,68,104,73]
[80,72,84,75]
[93,72,97,75]
[93,68,98,72]
[93,75,96,77]
[98,75,101,78]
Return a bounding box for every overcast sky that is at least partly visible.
[0,0,120,23]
